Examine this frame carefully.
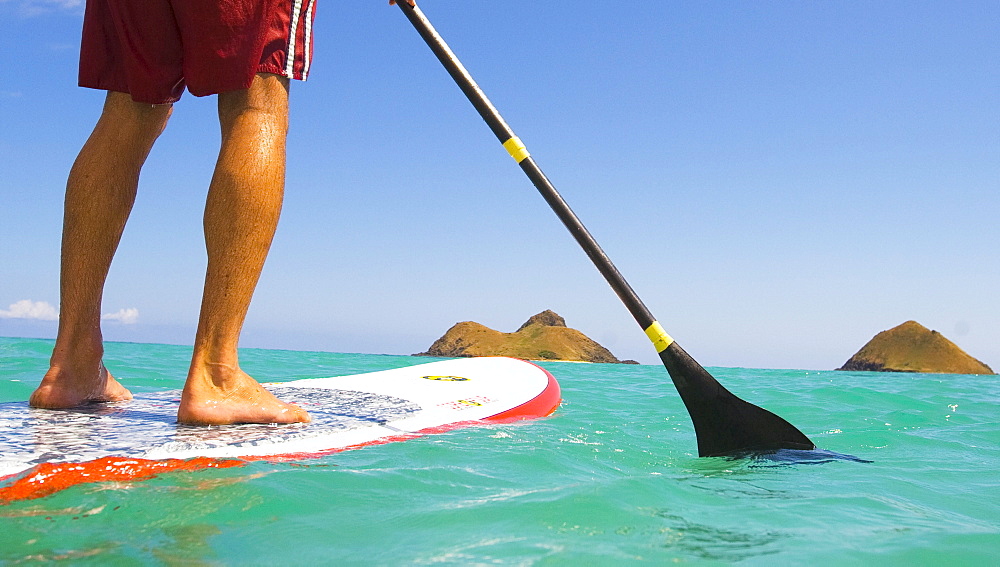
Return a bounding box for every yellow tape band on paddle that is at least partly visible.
[645,321,674,353]
[503,136,530,163]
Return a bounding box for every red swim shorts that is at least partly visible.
[79,0,317,104]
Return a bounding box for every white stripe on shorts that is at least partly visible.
[302,0,314,77]
[285,0,303,78]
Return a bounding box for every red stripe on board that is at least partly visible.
[0,457,245,504]
[483,361,561,423]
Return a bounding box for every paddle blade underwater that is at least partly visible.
[394,1,815,457]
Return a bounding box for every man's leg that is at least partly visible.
[178,74,309,425]
[31,93,171,409]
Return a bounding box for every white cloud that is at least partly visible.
[103,308,139,325]
[0,299,59,321]
[4,0,84,16]
[0,300,140,324]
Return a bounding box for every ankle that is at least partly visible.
[186,358,250,394]
[50,328,104,363]
[47,344,105,380]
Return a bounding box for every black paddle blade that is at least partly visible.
[659,343,815,457]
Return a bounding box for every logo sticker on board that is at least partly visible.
[422,375,470,382]
[437,396,495,411]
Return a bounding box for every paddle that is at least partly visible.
[394,1,815,457]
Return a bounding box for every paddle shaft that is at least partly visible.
[395,3,656,334]
[395,2,815,456]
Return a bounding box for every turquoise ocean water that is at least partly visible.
[1,336,997,565]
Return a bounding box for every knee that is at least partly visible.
[131,102,172,140]
[145,104,173,136]
[218,74,289,132]
[100,92,173,142]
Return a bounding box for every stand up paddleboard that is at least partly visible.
[0,357,560,502]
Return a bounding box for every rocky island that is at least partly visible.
[838,320,994,375]
[415,310,638,364]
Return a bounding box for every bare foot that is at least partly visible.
[30,363,133,409]
[178,365,310,425]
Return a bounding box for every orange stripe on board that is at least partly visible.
[0,456,245,504]
[483,365,561,423]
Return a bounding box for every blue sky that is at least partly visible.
[1,0,997,370]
